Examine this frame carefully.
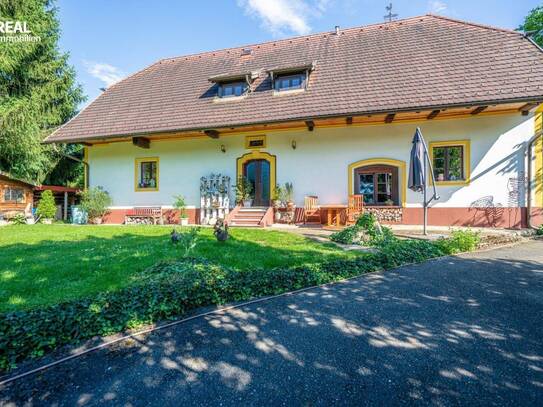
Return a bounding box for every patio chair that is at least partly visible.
[346,194,364,224]
[303,195,321,224]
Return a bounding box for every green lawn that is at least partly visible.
[0,224,357,312]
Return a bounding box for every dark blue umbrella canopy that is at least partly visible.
[408,127,426,192]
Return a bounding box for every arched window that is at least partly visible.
[354,165,399,206]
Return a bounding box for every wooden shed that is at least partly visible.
[0,171,35,219]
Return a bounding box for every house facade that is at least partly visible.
[46,15,543,228]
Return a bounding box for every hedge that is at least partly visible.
[0,235,477,371]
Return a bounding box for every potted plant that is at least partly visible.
[284,182,295,210]
[272,184,283,208]
[173,194,189,226]
[272,184,284,222]
[385,199,394,206]
[36,190,57,224]
[235,176,253,207]
[80,186,112,224]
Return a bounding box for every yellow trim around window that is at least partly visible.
[135,157,159,192]
[236,151,276,200]
[535,106,543,207]
[348,158,407,206]
[428,140,471,186]
[245,135,266,150]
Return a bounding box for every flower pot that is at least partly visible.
[26,218,36,225]
[243,199,252,207]
[89,217,103,225]
[274,210,282,222]
[42,218,53,225]
[180,218,189,226]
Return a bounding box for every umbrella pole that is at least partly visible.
[423,151,428,235]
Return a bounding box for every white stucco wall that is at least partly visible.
[88,113,535,209]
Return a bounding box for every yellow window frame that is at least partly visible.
[135,157,159,192]
[428,140,470,186]
[245,135,266,150]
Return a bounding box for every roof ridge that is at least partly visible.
[157,15,430,64]
[426,14,523,35]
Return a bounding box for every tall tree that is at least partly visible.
[0,0,85,185]
[518,5,543,47]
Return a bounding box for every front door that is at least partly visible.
[243,159,270,206]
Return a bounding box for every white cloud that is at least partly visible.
[237,0,333,36]
[428,0,447,14]
[84,61,125,88]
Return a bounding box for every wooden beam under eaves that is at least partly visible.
[204,129,220,139]
[346,116,353,125]
[385,113,395,123]
[519,102,539,116]
[305,120,315,131]
[427,110,440,120]
[132,137,150,149]
[470,106,488,115]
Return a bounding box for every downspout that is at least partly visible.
[526,130,543,229]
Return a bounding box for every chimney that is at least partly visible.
[334,25,340,35]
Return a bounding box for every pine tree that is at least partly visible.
[0,0,85,184]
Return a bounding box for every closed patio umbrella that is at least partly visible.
[408,127,439,235]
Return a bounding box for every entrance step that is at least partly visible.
[229,206,271,227]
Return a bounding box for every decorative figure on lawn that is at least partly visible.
[170,229,181,244]
[213,218,229,242]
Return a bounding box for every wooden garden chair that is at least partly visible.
[346,194,364,224]
[303,195,321,224]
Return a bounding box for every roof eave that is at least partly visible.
[44,96,543,145]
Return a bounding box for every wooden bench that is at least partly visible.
[125,207,163,225]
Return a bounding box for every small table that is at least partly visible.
[319,204,348,226]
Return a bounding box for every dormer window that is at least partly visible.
[274,73,305,91]
[219,81,247,98]
[268,61,316,94]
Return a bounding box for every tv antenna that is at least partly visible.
[384,3,398,22]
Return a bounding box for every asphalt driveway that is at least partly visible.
[2,241,543,406]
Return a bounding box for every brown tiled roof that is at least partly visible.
[47,15,543,143]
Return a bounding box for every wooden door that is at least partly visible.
[243,159,270,206]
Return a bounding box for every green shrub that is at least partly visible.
[331,213,396,246]
[80,187,112,220]
[36,190,56,219]
[356,212,378,236]
[10,213,27,225]
[536,224,543,236]
[177,227,200,258]
[435,229,481,255]
[378,239,444,269]
[330,225,361,244]
[173,194,188,219]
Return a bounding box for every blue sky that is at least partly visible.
[57,0,541,105]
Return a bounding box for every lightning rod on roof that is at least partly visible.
[384,3,398,23]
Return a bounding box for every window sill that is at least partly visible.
[432,180,469,186]
[213,95,248,103]
[365,205,402,209]
[273,88,305,97]
[135,188,159,192]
